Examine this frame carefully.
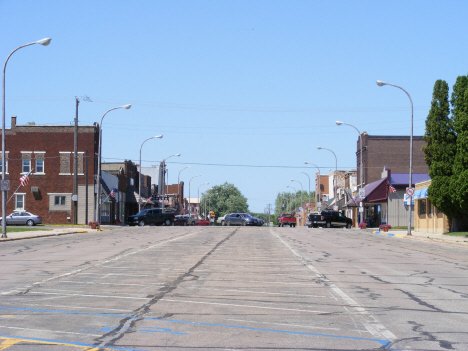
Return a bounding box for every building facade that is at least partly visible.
[1,116,98,224]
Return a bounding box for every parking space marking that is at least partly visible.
[0,307,391,347]
[270,228,397,342]
[185,286,327,298]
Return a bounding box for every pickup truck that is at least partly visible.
[127,208,175,226]
[278,213,297,227]
[307,210,352,229]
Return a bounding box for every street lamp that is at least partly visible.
[286,185,296,213]
[178,166,192,211]
[139,135,163,212]
[291,179,303,209]
[305,162,321,211]
[297,171,310,213]
[162,153,181,201]
[188,174,201,215]
[198,182,209,216]
[2,38,52,238]
[317,146,338,210]
[95,104,132,222]
[377,80,414,236]
[336,121,363,189]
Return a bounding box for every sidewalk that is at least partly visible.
[365,228,468,247]
[0,226,112,242]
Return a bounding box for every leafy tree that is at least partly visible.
[274,190,315,218]
[424,76,468,231]
[200,182,248,218]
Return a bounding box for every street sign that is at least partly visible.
[0,180,10,191]
[406,187,415,196]
[359,207,364,213]
[333,206,338,211]
[359,188,365,199]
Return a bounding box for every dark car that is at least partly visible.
[174,215,196,226]
[225,213,259,226]
[127,208,175,227]
[0,212,42,226]
[307,210,352,228]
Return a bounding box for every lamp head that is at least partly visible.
[291,179,295,182]
[335,121,343,125]
[317,146,322,150]
[36,38,52,46]
[376,80,386,87]
[154,135,163,139]
[175,153,181,157]
[122,104,132,109]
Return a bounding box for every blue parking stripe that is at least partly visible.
[0,306,392,347]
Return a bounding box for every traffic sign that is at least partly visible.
[358,188,365,199]
[0,180,10,191]
[406,187,415,196]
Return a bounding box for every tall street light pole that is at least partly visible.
[198,182,209,216]
[95,104,131,222]
[286,185,296,213]
[304,162,321,211]
[291,179,303,208]
[377,80,414,236]
[2,38,52,238]
[161,154,181,207]
[317,146,338,210]
[139,135,163,212]
[188,174,201,215]
[178,166,192,212]
[297,171,310,213]
[335,121,363,189]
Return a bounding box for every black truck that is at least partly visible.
[127,208,175,227]
[307,210,352,229]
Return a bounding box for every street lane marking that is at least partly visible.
[0,336,139,350]
[0,325,101,337]
[185,286,327,298]
[0,307,391,347]
[270,228,397,342]
[227,318,341,331]
[1,230,203,296]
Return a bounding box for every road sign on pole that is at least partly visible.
[359,188,365,199]
[406,187,415,197]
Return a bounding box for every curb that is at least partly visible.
[0,230,93,242]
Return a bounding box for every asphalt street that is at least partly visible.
[1,226,467,350]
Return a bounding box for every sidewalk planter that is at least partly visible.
[88,221,100,230]
[358,223,367,229]
[379,224,391,232]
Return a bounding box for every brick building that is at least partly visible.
[358,133,428,187]
[1,116,98,224]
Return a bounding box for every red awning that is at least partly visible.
[347,178,388,206]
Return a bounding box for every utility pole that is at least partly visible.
[73,98,79,224]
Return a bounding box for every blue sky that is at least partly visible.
[2,1,468,213]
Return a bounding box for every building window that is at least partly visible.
[36,159,44,173]
[15,194,25,211]
[420,199,427,215]
[0,159,7,174]
[60,152,71,174]
[54,196,66,206]
[22,159,31,173]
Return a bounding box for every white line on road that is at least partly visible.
[270,228,397,341]
[0,325,101,337]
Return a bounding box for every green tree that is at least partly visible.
[450,75,468,230]
[424,76,468,231]
[274,190,315,218]
[200,182,248,218]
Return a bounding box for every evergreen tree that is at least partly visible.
[423,80,457,219]
[450,75,468,230]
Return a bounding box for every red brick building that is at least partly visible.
[1,116,98,224]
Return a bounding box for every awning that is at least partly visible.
[347,177,388,206]
[414,188,428,199]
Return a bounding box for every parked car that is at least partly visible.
[278,213,296,227]
[0,212,42,226]
[224,213,259,226]
[127,208,175,226]
[307,210,352,228]
[174,215,196,226]
[217,215,227,226]
[197,219,210,226]
[239,213,263,226]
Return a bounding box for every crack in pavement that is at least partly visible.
[94,228,238,348]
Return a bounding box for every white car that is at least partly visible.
[216,215,227,226]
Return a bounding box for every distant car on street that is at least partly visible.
[278,213,296,227]
[217,215,227,226]
[307,210,352,228]
[127,208,175,226]
[174,215,196,226]
[0,212,42,226]
[225,213,259,226]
